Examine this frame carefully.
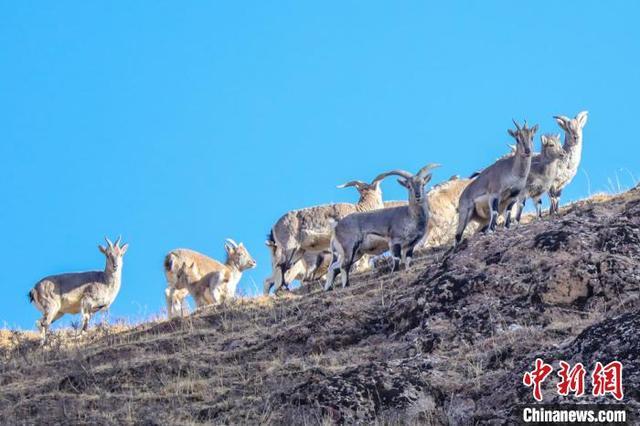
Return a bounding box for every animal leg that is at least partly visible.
[391,243,402,272]
[505,199,518,229]
[454,203,473,246]
[263,278,274,296]
[37,309,61,344]
[340,262,351,288]
[515,198,526,223]
[404,246,415,269]
[324,256,340,292]
[534,197,543,218]
[273,248,301,293]
[488,198,499,232]
[554,190,562,215]
[165,287,175,318]
[80,298,93,333]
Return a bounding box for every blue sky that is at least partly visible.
[1,2,638,329]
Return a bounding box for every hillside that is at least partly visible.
[1,188,639,425]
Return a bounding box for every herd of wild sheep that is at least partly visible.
[28,111,588,342]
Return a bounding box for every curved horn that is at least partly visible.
[553,115,570,122]
[105,237,114,248]
[114,235,122,247]
[225,238,238,248]
[373,169,413,183]
[337,180,365,189]
[512,119,521,131]
[416,163,441,179]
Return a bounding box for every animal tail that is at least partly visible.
[164,253,176,273]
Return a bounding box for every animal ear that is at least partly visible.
[397,178,409,188]
[541,135,549,145]
[577,111,588,128]
[224,243,235,254]
[119,243,129,254]
[531,124,539,133]
[422,173,433,185]
[554,116,569,130]
[98,245,107,254]
[507,129,517,139]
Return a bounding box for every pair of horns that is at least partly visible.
[337,180,367,189]
[225,238,239,248]
[373,163,441,183]
[512,119,530,131]
[105,236,122,248]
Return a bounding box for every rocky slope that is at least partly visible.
[1,188,639,425]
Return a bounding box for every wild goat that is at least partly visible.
[263,240,330,295]
[455,120,537,244]
[324,163,440,290]
[548,111,588,214]
[28,237,129,343]
[164,239,256,317]
[263,240,372,295]
[381,176,474,248]
[512,134,566,221]
[269,177,385,293]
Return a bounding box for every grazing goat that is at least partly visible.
[270,177,385,293]
[324,163,440,290]
[263,238,371,295]
[28,237,129,343]
[513,134,566,221]
[549,111,588,214]
[455,120,537,245]
[164,239,256,317]
[263,237,330,295]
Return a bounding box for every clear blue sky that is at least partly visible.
[1,2,638,329]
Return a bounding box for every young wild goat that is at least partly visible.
[269,176,385,294]
[455,120,537,245]
[548,111,588,214]
[263,239,372,295]
[164,239,256,317]
[28,237,129,343]
[324,163,440,290]
[512,134,566,222]
[263,239,330,295]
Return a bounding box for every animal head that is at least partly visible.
[176,262,199,286]
[98,236,129,271]
[508,120,538,156]
[225,238,257,271]
[540,134,566,160]
[374,163,440,204]
[554,111,588,145]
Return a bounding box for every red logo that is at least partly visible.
[592,361,624,400]
[523,359,624,401]
[557,361,586,397]
[523,358,554,402]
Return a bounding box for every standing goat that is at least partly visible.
[269,177,385,294]
[324,163,440,290]
[164,239,256,317]
[548,111,588,214]
[513,134,566,221]
[455,120,537,245]
[28,237,129,343]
